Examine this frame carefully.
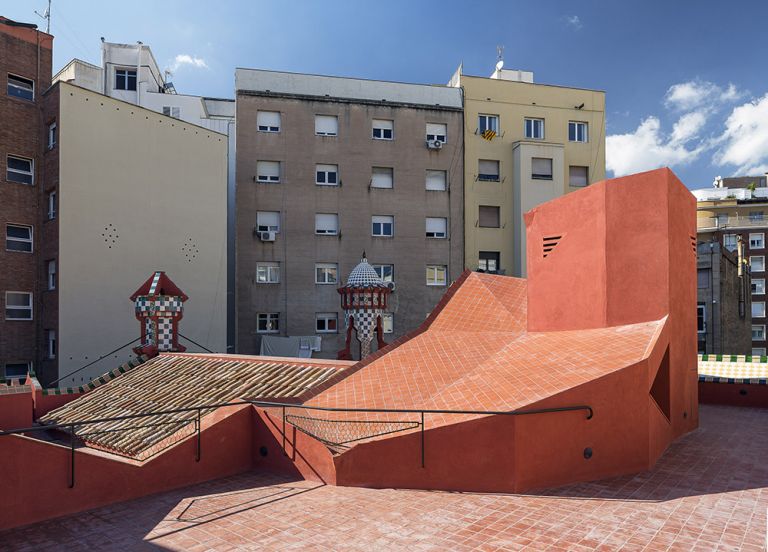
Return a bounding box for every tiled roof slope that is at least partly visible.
[307,272,665,427]
[39,353,350,459]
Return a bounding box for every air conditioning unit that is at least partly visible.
[258,231,276,242]
[426,139,444,150]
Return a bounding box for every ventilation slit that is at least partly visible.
[542,235,562,258]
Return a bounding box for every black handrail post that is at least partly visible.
[282,405,286,455]
[69,423,75,489]
[196,408,201,462]
[420,411,425,469]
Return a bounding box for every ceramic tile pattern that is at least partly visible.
[38,353,350,458]
[307,272,665,429]
[1,404,765,551]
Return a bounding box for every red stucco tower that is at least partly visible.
[130,271,188,358]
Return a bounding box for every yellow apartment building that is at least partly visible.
[449,65,605,276]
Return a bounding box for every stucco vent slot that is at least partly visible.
[690,235,696,254]
[101,224,119,249]
[542,235,562,258]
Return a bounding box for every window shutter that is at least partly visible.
[479,160,499,175]
[257,161,280,178]
[532,158,553,178]
[315,115,338,135]
[426,218,446,234]
[372,167,393,188]
[373,119,393,130]
[479,206,500,228]
[257,211,279,227]
[257,111,281,128]
[569,166,588,187]
[316,213,338,233]
[426,170,447,191]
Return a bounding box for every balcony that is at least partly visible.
[698,214,768,231]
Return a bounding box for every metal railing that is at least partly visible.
[0,399,593,488]
[698,215,768,230]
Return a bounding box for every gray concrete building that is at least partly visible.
[697,239,752,355]
[235,69,464,358]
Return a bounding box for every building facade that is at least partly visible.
[235,69,463,358]
[0,18,53,383]
[696,239,751,355]
[448,64,605,276]
[695,177,768,357]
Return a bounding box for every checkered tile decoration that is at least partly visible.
[698,354,768,385]
[135,296,184,315]
[347,310,382,341]
[157,317,174,351]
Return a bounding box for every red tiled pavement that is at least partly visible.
[2,404,767,551]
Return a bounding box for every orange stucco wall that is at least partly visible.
[0,391,34,430]
[0,405,254,531]
[699,382,768,408]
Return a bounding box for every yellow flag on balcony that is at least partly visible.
[481,129,497,141]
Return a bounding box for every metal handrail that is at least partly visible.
[0,398,593,488]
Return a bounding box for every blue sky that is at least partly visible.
[6,0,768,189]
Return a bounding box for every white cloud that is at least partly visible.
[564,15,582,30]
[714,93,768,174]
[606,116,706,177]
[664,80,742,112]
[169,54,208,72]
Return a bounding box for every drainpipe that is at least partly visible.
[136,43,142,106]
[738,235,745,318]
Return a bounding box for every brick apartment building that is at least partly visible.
[235,69,464,358]
[0,18,53,383]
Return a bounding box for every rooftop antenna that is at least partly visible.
[495,45,504,72]
[34,0,51,34]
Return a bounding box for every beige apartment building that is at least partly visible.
[449,65,605,276]
[235,69,463,358]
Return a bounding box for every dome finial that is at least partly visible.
[361,250,367,262]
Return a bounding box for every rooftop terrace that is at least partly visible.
[2,404,765,551]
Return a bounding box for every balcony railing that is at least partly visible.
[698,215,768,230]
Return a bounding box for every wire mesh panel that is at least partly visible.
[285,413,420,449]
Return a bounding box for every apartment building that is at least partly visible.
[235,69,463,358]
[695,176,768,356]
[54,41,237,352]
[0,17,53,384]
[448,64,606,276]
[696,239,751,355]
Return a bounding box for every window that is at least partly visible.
[114,69,137,91]
[426,265,447,286]
[382,312,394,334]
[315,312,338,333]
[4,363,30,381]
[8,74,34,101]
[750,233,765,249]
[256,211,280,233]
[426,123,447,143]
[315,263,338,284]
[256,161,280,183]
[7,155,33,185]
[697,304,706,333]
[46,330,56,359]
[568,121,589,142]
[426,217,447,238]
[478,114,499,133]
[372,119,393,140]
[257,313,280,333]
[372,215,394,237]
[315,213,339,235]
[426,170,447,191]
[315,115,338,136]
[478,160,500,182]
[753,325,766,341]
[6,292,32,320]
[750,211,765,222]
[697,269,709,288]
[525,118,544,139]
[256,262,280,283]
[479,251,500,273]
[532,158,553,180]
[716,214,729,227]
[257,111,281,132]
[162,106,181,119]
[6,224,32,252]
[569,166,588,187]
[316,164,338,186]
[47,260,56,290]
[47,191,56,220]
[753,301,766,318]
[479,206,500,228]
[723,234,738,252]
[372,264,394,282]
[371,167,393,189]
[751,256,765,272]
[753,279,765,295]
[48,122,57,149]
[752,348,767,358]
